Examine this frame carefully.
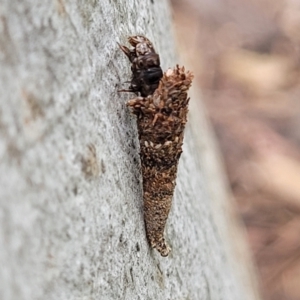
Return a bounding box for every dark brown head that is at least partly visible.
[119,35,163,97]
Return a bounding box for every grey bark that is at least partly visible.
[0,0,260,300]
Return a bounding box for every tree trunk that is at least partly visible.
[0,0,260,299]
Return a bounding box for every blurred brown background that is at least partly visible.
[171,0,300,299]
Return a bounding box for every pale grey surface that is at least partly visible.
[0,0,259,299]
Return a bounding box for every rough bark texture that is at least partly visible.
[0,0,260,300]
